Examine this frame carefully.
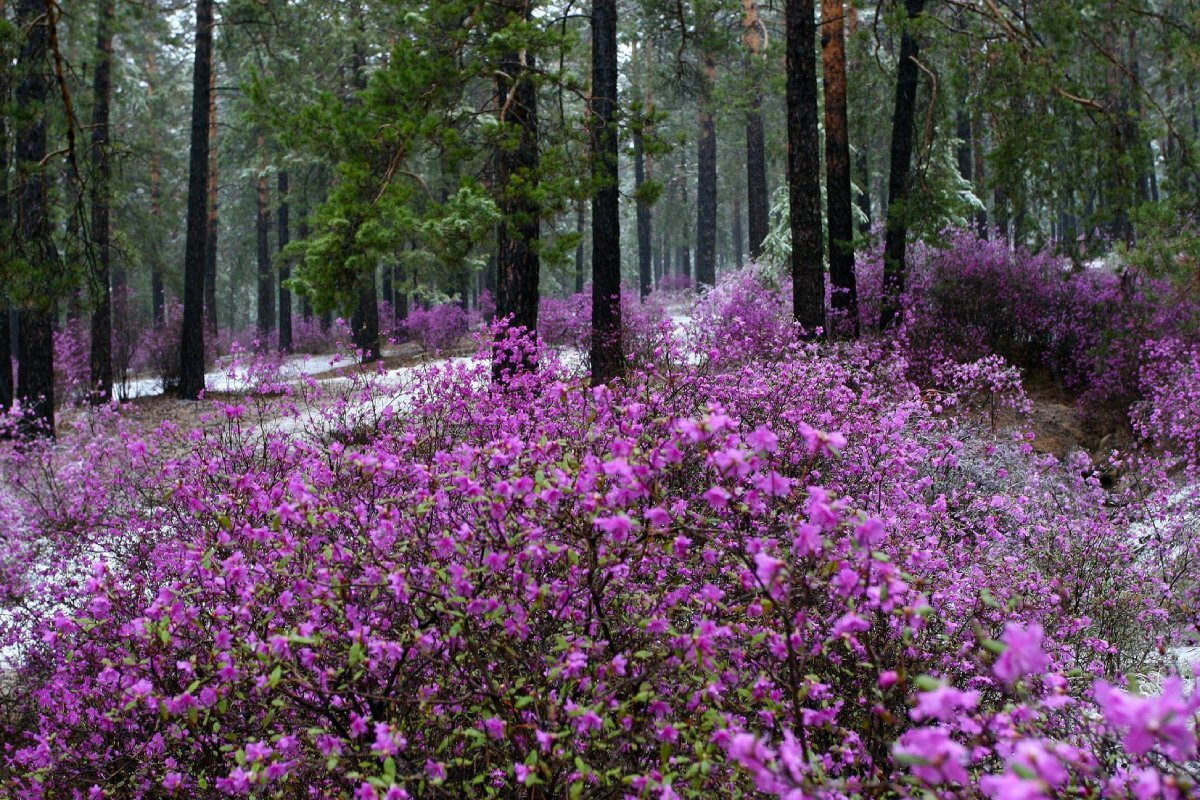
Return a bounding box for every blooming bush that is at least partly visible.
[403,302,470,353]
[3,233,1200,798]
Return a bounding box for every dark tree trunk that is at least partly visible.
[298,213,312,321]
[879,0,926,332]
[590,0,623,385]
[743,0,770,261]
[787,0,825,334]
[204,65,219,337]
[395,261,408,323]
[633,126,653,298]
[822,0,858,337]
[0,0,11,411]
[732,195,744,269]
[352,269,380,361]
[574,201,586,294]
[494,44,540,376]
[179,0,214,400]
[855,150,872,235]
[277,170,292,353]
[148,51,165,328]
[88,0,115,403]
[955,110,972,184]
[695,56,718,289]
[972,111,988,235]
[255,160,274,345]
[15,0,59,431]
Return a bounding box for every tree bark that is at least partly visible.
[590,0,623,385]
[277,170,292,352]
[787,0,826,334]
[351,268,380,361]
[148,51,165,328]
[879,0,926,332]
[634,124,653,299]
[88,0,115,403]
[743,0,770,261]
[695,55,718,289]
[494,44,540,375]
[15,0,60,431]
[0,0,12,411]
[179,0,213,400]
[732,195,744,269]
[822,0,858,337]
[204,64,219,337]
[574,200,586,294]
[255,154,274,345]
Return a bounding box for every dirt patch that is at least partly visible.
[1020,368,1131,461]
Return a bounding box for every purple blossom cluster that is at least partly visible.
[3,231,1200,798]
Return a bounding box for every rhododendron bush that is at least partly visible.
[2,234,1200,798]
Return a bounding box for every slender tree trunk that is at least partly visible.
[395,260,408,324]
[787,0,826,333]
[634,124,653,298]
[574,200,586,294]
[0,0,12,411]
[743,0,770,261]
[255,154,274,345]
[15,0,59,431]
[732,196,744,269]
[969,106,988,232]
[590,0,623,384]
[148,51,165,327]
[204,64,219,337]
[695,55,718,289]
[179,0,213,400]
[879,0,926,331]
[297,212,312,321]
[277,170,292,352]
[822,0,858,337]
[494,43,541,375]
[88,0,115,403]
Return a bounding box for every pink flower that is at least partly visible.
[993,623,1049,683]
[912,684,980,722]
[754,551,786,588]
[594,514,633,542]
[702,486,732,510]
[894,726,969,785]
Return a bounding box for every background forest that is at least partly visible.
[2,0,1199,427]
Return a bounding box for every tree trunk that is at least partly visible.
[278,170,292,353]
[590,0,623,385]
[88,0,115,403]
[147,50,165,328]
[352,268,380,361]
[204,64,219,337]
[15,0,59,431]
[298,212,312,321]
[743,0,770,261]
[695,55,718,289]
[879,0,926,332]
[494,44,541,375]
[0,0,11,411]
[732,196,744,269]
[634,124,653,298]
[822,0,858,337]
[574,200,586,294]
[787,0,825,334]
[255,157,274,345]
[179,0,213,400]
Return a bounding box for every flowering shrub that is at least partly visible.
[2,235,1200,798]
[53,317,92,405]
[403,302,470,352]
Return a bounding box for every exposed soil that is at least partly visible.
[1020,368,1132,462]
